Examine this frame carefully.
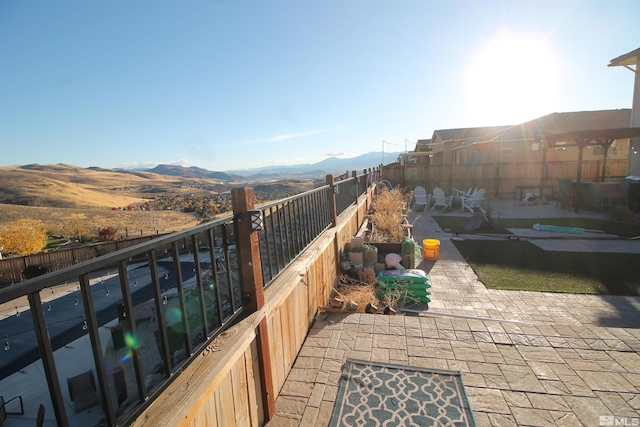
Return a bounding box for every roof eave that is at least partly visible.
[608,47,640,67]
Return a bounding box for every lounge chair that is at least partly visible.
[461,188,486,213]
[67,370,100,413]
[431,187,453,211]
[412,186,431,211]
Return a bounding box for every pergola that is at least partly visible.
[608,47,640,176]
[538,127,640,212]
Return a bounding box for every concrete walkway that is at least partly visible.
[267,199,640,426]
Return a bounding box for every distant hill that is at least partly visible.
[229,151,402,177]
[0,153,396,209]
[140,151,399,180]
[0,164,225,209]
[148,165,242,181]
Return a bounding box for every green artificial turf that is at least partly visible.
[431,216,640,296]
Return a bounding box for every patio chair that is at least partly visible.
[453,187,474,202]
[113,365,128,408]
[431,187,453,211]
[36,404,45,427]
[67,370,100,413]
[461,188,486,213]
[1,395,24,425]
[412,186,430,211]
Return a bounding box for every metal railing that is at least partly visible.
[0,167,378,426]
[0,217,243,427]
[258,185,333,285]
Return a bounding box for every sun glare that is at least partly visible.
[465,34,559,125]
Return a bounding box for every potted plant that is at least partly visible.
[361,243,378,267]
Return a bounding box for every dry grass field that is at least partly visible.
[0,204,201,236]
[0,164,222,207]
[0,164,222,235]
[0,164,319,238]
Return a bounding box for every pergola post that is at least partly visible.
[539,140,548,202]
[574,139,585,213]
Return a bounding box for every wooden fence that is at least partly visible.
[384,159,628,198]
[0,235,162,286]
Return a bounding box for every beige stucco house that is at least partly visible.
[424,109,632,174]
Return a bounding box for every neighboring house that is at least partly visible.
[398,139,432,165]
[426,109,632,169]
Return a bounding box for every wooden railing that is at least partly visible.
[132,186,373,426]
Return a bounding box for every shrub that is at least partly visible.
[79,233,96,243]
[98,226,118,241]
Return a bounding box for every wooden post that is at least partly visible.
[352,171,359,226]
[326,175,337,227]
[352,171,358,203]
[574,140,585,213]
[231,187,275,420]
[539,140,548,202]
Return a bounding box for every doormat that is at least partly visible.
[329,358,476,426]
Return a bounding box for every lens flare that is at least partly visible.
[124,333,137,349]
[119,350,133,364]
[165,306,183,324]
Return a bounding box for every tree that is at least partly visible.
[0,219,48,255]
[64,214,90,240]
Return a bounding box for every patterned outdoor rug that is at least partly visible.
[330,358,476,427]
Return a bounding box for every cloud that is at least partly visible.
[238,128,337,146]
[118,159,190,169]
[322,151,359,158]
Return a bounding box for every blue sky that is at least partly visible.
[1,1,639,171]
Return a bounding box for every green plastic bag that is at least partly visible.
[400,236,420,269]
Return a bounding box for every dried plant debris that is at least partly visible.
[367,186,411,243]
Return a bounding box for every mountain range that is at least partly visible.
[141,151,402,181]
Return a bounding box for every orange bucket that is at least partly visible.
[422,239,440,261]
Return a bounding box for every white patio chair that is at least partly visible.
[431,187,453,211]
[461,188,486,213]
[453,187,474,201]
[412,186,431,211]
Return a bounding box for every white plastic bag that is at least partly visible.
[385,253,403,269]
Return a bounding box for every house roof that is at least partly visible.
[451,109,631,142]
[543,127,640,144]
[414,139,432,152]
[503,109,632,140]
[424,109,634,150]
[432,125,511,144]
[608,47,640,67]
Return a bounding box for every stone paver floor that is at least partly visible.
[267,200,640,426]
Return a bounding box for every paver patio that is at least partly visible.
[267,199,640,426]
